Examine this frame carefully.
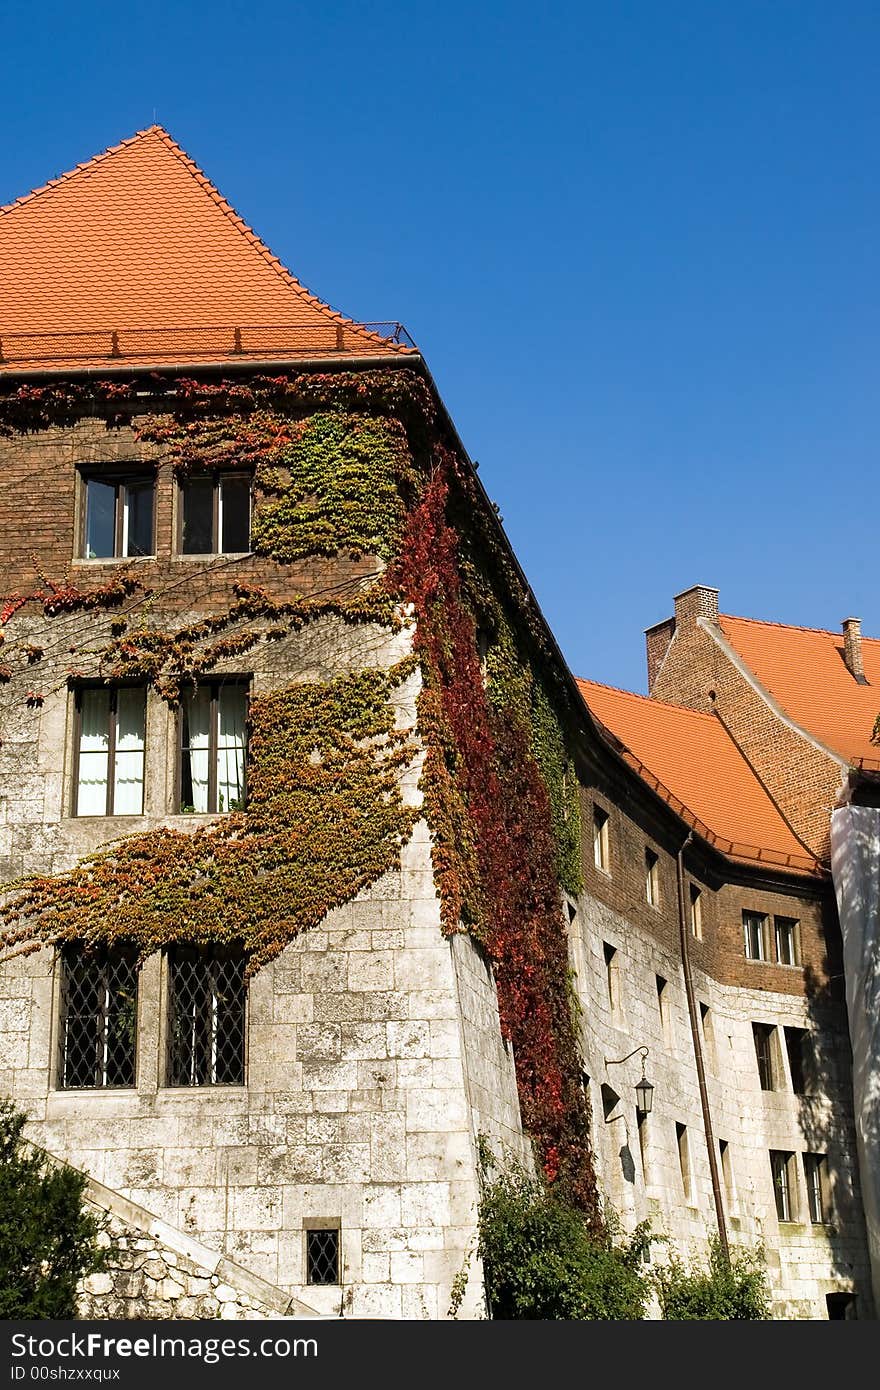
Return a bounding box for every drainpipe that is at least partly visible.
[676,831,730,1260]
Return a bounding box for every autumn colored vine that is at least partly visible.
[0,368,599,1223]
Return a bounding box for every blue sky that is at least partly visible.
[3,1,878,692]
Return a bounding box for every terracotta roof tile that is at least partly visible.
[577,678,820,872]
[0,127,414,372]
[718,615,880,769]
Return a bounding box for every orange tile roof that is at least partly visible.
[577,678,820,872]
[718,615,880,770]
[0,127,414,373]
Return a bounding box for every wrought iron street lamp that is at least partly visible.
[605,1045,654,1115]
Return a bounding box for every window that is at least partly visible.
[752,1022,776,1091]
[73,686,146,815]
[603,941,619,1012]
[179,681,248,813]
[180,472,251,554]
[637,1110,650,1184]
[770,1150,798,1222]
[166,947,246,1085]
[743,910,768,961]
[719,1140,738,1214]
[676,1123,693,1203]
[645,849,660,907]
[774,916,800,966]
[58,945,138,1088]
[305,1227,340,1285]
[804,1154,831,1224]
[699,1002,717,1070]
[656,975,672,1046]
[784,1026,815,1095]
[593,806,609,872]
[82,474,154,559]
[689,884,703,939]
[826,1293,856,1319]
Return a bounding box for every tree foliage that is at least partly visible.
[653,1234,771,1320]
[473,1145,649,1319]
[0,1098,107,1318]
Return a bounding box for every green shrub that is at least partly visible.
[0,1098,107,1318]
[473,1146,649,1320]
[654,1235,771,1320]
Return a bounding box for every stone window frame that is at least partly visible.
[76,463,157,562]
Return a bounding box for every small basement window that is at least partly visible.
[306,1227,340,1285]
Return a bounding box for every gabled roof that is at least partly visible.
[577,678,821,873]
[718,615,880,770]
[0,127,413,373]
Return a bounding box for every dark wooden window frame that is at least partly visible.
[177,470,252,555]
[177,678,250,814]
[71,682,147,817]
[78,466,156,560]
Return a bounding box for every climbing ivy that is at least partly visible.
[0,370,598,1222]
[0,665,417,976]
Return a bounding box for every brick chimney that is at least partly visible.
[674,584,719,626]
[645,586,719,693]
[842,617,868,684]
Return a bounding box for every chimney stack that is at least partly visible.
[842,618,868,684]
[645,585,719,693]
[673,585,719,627]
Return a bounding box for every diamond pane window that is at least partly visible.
[167,947,246,1086]
[306,1228,340,1285]
[58,946,138,1088]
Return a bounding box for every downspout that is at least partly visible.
[676,832,730,1259]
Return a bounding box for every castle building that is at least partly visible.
[0,132,873,1320]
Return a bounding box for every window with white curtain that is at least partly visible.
[179,681,248,813]
[74,686,146,815]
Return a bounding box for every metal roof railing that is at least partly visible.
[0,322,417,367]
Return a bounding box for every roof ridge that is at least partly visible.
[0,126,163,217]
[720,612,879,644]
[149,128,392,346]
[576,676,721,724]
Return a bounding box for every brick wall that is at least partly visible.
[648,615,845,862]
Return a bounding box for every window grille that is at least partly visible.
[167,948,246,1085]
[306,1228,340,1285]
[58,946,138,1088]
